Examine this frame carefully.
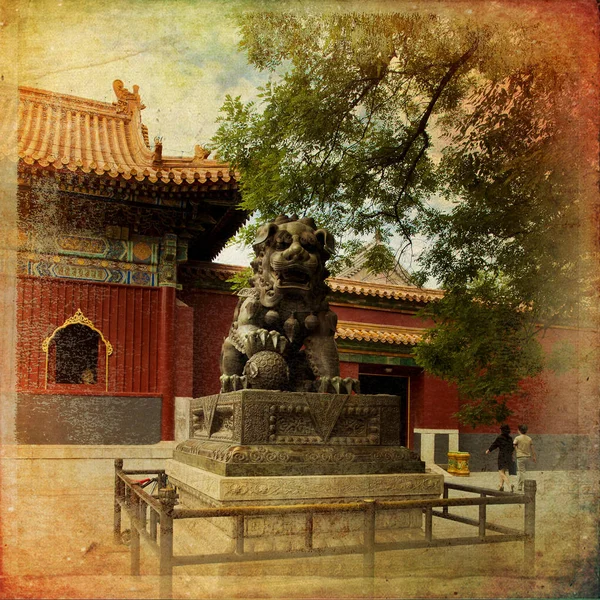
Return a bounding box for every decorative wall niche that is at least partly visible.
[42,309,113,391]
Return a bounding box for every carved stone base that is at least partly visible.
[166,459,443,549]
[174,439,424,476]
[187,390,412,447]
[180,390,424,476]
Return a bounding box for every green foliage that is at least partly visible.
[227,267,254,292]
[213,7,594,426]
[453,399,512,430]
[413,274,544,426]
[363,242,397,278]
[213,12,476,253]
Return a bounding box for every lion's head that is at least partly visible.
[251,215,334,308]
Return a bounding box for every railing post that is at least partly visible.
[159,486,178,600]
[424,506,433,542]
[235,516,245,555]
[114,459,123,544]
[305,512,314,551]
[150,509,159,541]
[139,497,148,534]
[363,499,376,578]
[442,483,449,516]
[130,494,141,576]
[479,493,486,539]
[523,480,536,577]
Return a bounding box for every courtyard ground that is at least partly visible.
[0,445,597,599]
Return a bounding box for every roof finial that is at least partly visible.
[113,79,146,114]
[194,145,211,160]
[153,137,163,166]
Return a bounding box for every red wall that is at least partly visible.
[457,370,587,436]
[17,276,160,394]
[411,372,460,430]
[333,304,435,328]
[175,300,194,397]
[339,361,359,380]
[180,290,238,397]
[458,327,594,436]
[179,287,591,437]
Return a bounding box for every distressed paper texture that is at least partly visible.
[0,0,598,598]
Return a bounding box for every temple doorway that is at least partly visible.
[359,373,409,447]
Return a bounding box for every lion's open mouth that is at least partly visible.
[275,267,312,290]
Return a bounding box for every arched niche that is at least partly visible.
[42,309,113,391]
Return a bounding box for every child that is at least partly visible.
[513,424,537,492]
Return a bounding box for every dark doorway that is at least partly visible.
[359,374,409,446]
[54,324,100,384]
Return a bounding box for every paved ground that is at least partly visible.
[0,449,597,599]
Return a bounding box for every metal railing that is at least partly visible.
[114,459,536,599]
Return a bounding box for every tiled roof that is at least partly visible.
[335,241,413,286]
[327,277,443,303]
[336,321,424,346]
[182,262,442,304]
[182,262,247,282]
[9,80,237,186]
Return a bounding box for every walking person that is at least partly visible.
[485,424,514,491]
[513,424,537,492]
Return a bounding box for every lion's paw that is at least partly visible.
[244,329,288,357]
[318,376,360,394]
[220,374,248,392]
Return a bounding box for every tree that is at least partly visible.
[212,6,596,426]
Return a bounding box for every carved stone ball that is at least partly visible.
[264,310,279,326]
[243,351,289,390]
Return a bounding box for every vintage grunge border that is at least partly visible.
[0,1,598,599]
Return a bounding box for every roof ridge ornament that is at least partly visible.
[141,124,151,148]
[153,136,163,166]
[112,79,146,115]
[194,145,211,160]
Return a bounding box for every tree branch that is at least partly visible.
[366,38,480,170]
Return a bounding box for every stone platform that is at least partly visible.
[167,458,442,506]
[166,459,443,549]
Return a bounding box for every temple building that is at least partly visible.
[9,81,591,470]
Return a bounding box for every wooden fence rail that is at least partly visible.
[113,459,536,599]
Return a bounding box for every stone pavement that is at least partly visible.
[0,445,597,599]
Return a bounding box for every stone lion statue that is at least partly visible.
[220,215,359,394]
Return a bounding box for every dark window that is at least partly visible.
[54,324,99,384]
[434,434,450,465]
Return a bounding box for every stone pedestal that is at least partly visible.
[175,389,424,475]
[167,390,441,551]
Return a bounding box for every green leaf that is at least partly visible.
[226,267,254,292]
